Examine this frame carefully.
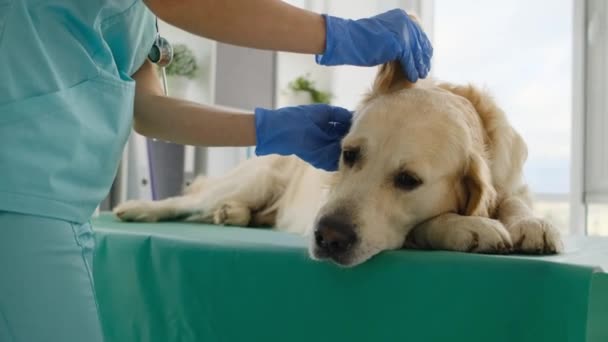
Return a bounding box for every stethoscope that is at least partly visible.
[147,19,173,96]
[145,19,174,201]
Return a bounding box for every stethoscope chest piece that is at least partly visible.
[149,35,173,68]
[148,18,173,96]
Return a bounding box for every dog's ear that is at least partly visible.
[369,13,422,95]
[460,152,497,217]
[370,61,415,96]
[439,81,529,192]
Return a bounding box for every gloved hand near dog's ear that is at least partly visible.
[316,9,433,83]
[254,104,352,171]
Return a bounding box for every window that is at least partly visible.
[588,204,608,236]
[433,0,574,234]
[584,0,608,236]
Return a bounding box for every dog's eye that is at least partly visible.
[342,149,359,166]
[394,172,422,191]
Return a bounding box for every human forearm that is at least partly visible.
[132,60,255,146]
[134,94,256,146]
[144,0,325,54]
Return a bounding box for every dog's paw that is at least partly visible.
[213,202,251,226]
[458,224,513,254]
[508,218,563,254]
[443,219,513,254]
[408,216,514,254]
[113,200,160,222]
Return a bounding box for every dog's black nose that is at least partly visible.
[315,215,357,257]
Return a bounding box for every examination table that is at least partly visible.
[92,213,608,342]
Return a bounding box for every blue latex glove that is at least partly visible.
[254,104,352,171]
[316,9,433,83]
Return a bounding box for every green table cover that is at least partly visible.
[92,213,608,342]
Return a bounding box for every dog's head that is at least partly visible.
[310,62,498,266]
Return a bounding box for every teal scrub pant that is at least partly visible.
[0,211,104,342]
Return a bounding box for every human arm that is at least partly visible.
[143,0,433,82]
[143,0,325,54]
[132,59,256,146]
[131,60,351,170]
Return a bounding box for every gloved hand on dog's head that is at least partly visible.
[316,8,433,83]
[254,104,352,171]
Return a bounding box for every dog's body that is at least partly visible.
[116,154,332,235]
[115,62,563,267]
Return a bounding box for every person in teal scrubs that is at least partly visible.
[0,1,432,341]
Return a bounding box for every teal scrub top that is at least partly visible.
[0,0,156,223]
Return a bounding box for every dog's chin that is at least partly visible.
[309,247,374,268]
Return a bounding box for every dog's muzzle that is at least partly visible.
[313,214,358,264]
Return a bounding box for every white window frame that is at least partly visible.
[580,0,608,234]
[571,0,587,234]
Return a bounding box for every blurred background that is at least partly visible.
[100,0,608,237]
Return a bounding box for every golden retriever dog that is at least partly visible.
[114,61,563,267]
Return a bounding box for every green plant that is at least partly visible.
[288,74,333,104]
[165,44,199,79]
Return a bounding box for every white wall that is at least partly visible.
[206,43,275,177]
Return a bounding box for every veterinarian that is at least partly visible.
[0,1,432,341]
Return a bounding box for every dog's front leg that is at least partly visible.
[496,197,563,254]
[113,195,208,223]
[406,213,513,253]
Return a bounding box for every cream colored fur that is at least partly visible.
[114,61,563,267]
